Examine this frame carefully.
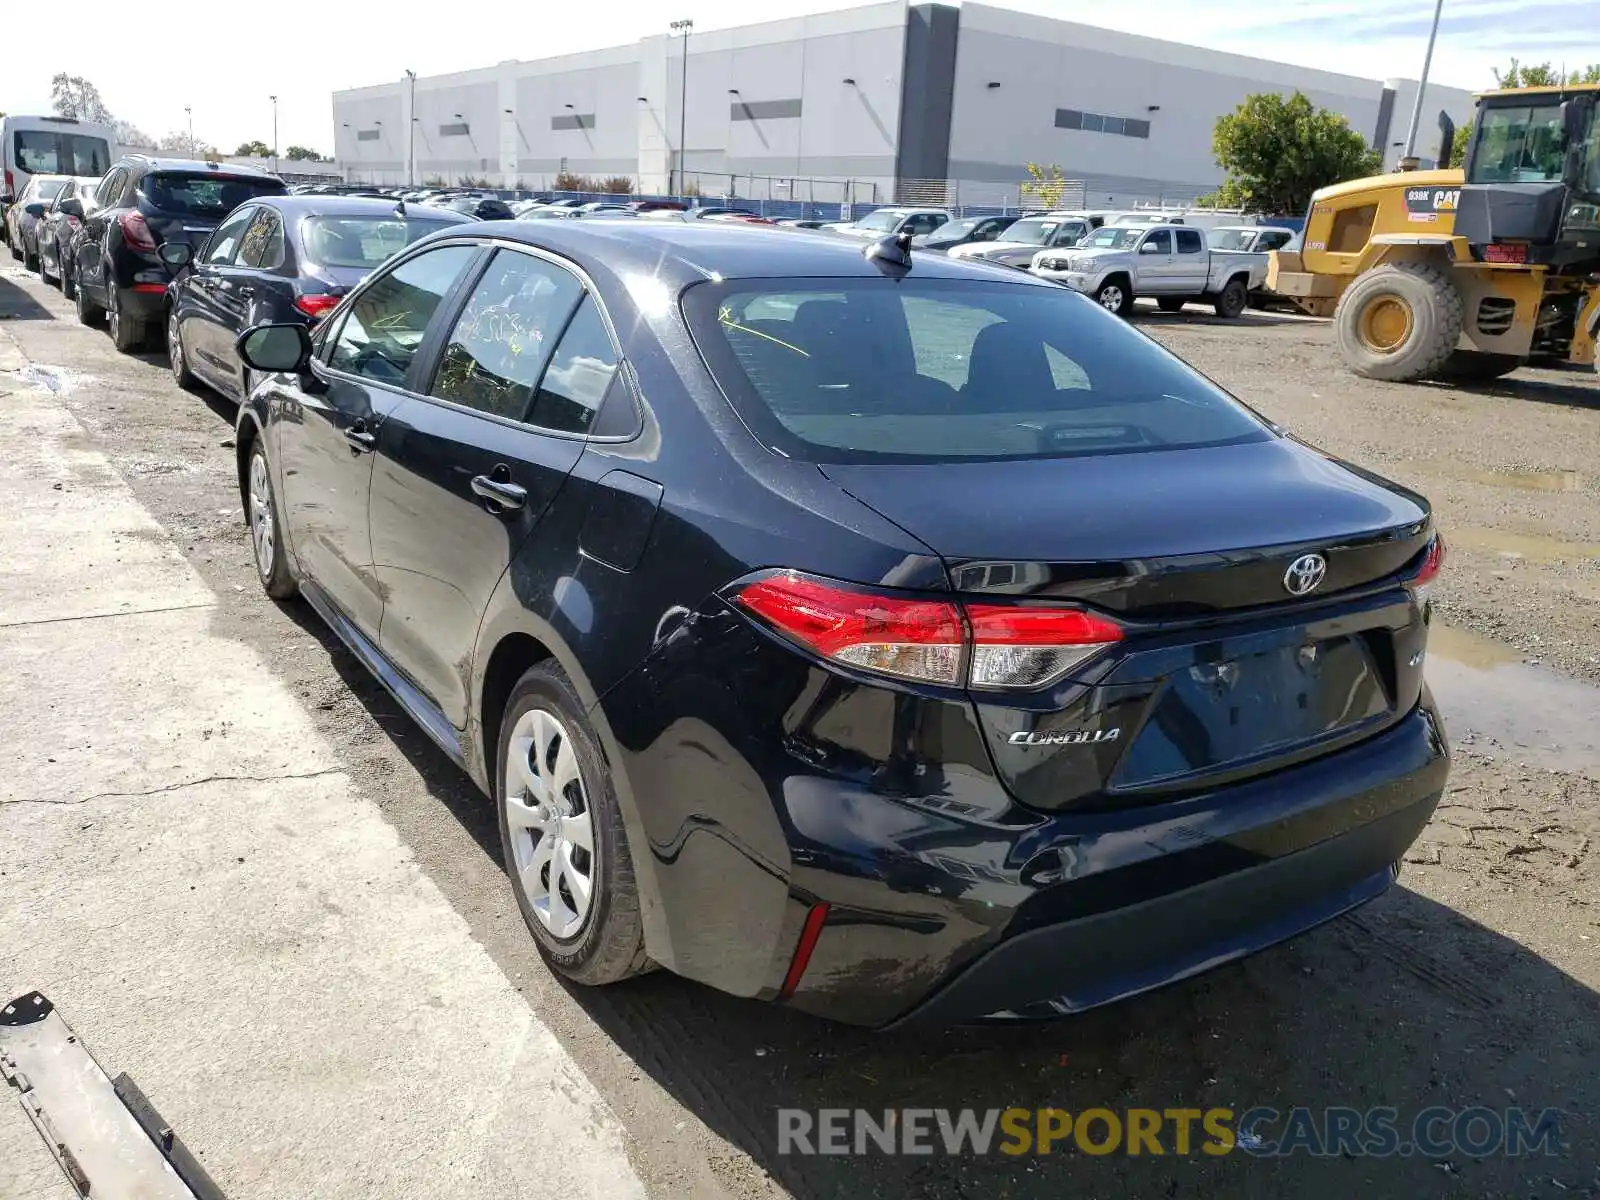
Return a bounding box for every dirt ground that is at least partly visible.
[3,270,1598,1199]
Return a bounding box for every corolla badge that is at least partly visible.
[1283,553,1328,596]
[1009,728,1121,746]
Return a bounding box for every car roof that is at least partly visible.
[258,195,478,223]
[121,155,282,180]
[439,219,1064,289]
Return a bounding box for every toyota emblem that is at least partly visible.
[1284,553,1328,596]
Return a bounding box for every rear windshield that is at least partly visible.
[144,173,285,217]
[13,131,112,176]
[685,278,1271,463]
[300,215,463,268]
[32,179,69,201]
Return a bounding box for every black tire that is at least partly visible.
[1095,276,1135,318]
[74,278,104,326]
[168,309,198,390]
[1334,262,1463,382]
[1439,350,1522,382]
[22,239,39,273]
[107,285,147,353]
[1156,297,1187,313]
[496,661,649,986]
[61,262,77,300]
[246,441,297,599]
[7,232,19,261]
[1212,277,1249,319]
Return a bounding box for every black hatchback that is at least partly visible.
[67,155,286,352]
[161,196,474,402]
[231,221,1449,1027]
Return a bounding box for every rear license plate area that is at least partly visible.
[1111,635,1392,789]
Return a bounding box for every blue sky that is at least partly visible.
[6,0,1592,154]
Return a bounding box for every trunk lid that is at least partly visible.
[821,438,1434,811]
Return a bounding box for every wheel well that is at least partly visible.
[479,633,555,781]
[1101,272,1131,291]
[234,416,258,510]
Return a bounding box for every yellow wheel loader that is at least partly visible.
[1269,83,1600,382]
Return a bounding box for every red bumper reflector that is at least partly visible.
[131,283,167,293]
[778,902,831,1000]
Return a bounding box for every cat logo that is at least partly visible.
[1405,187,1460,214]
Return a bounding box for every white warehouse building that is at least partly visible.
[331,1,1476,209]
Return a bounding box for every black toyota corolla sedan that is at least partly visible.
[231,220,1449,1027]
[161,195,474,402]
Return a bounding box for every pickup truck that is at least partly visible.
[1029,223,1267,318]
[825,206,949,240]
[945,213,1092,268]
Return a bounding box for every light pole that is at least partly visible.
[670,18,693,196]
[1402,0,1446,160]
[269,94,278,173]
[184,105,193,155]
[405,69,417,187]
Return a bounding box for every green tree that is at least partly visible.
[1200,91,1381,214]
[285,145,324,161]
[50,74,113,123]
[234,140,271,157]
[113,119,155,149]
[1020,162,1067,209]
[157,130,219,159]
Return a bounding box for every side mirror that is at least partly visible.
[24,202,47,218]
[58,197,84,219]
[236,324,312,374]
[159,242,194,270]
[1138,241,1161,254]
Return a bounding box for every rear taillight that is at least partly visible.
[3,169,13,194]
[965,604,1125,689]
[734,573,965,685]
[1408,532,1445,604]
[294,293,342,319]
[118,211,157,252]
[732,571,1122,690]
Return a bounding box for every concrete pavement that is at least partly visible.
[0,325,647,1198]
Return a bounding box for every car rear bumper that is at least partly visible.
[784,702,1448,1027]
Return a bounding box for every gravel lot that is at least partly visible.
[2,269,1598,1199]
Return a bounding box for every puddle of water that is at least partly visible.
[1446,526,1600,564]
[1465,468,1584,493]
[1426,624,1600,779]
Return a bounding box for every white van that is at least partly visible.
[2,115,117,203]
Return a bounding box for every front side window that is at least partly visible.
[329,244,478,385]
[429,250,582,421]
[202,207,256,265]
[1142,229,1173,254]
[238,208,285,270]
[689,279,1269,463]
[997,218,1061,245]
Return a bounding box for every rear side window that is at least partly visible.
[143,173,285,217]
[429,250,582,421]
[527,295,620,434]
[238,209,285,269]
[96,168,127,207]
[1175,228,1204,253]
[686,279,1270,463]
[202,207,256,265]
[329,244,478,385]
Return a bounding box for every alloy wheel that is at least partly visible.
[503,708,596,940]
[1099,285,1125,312]
[248,452,275,580]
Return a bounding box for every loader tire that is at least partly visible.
[1334,262,1463,382]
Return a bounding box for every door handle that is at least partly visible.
[344,423,378,453]
[471,473,527,511]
